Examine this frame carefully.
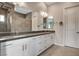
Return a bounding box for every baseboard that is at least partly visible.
[54,43,64,46]
[37,44,54,56]
[65,46,79,49]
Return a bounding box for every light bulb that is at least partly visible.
[48,16,53,19]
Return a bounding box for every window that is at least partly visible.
[0,15,5,22]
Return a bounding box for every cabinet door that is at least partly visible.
[35,36,43,55]
[28,38,37,56]
[39,35,46,50]
[24,36,43,56]
[23,37,37,56]
[1,39,24,56]
[47,34,54,46]
[40,34,54,50]
[36,35,50,55]
[23,38,32,56]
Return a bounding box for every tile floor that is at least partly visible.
[40,45,79,56]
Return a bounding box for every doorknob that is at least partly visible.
[76,32,79,33]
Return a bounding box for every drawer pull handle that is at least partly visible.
[25,44,27,50]
[22,45,24,51]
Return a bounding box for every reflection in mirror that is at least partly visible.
[43,16,54,29]
[0,15,5,22]
[11,4,32,33]
[43,17,47,29]
[47,16,54,29]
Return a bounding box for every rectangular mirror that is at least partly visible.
[43,16,54,30]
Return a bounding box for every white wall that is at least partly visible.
[48,2,79,46]
[48,3,64,46]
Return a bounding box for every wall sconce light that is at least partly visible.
[40,11,48,17]
[59,21,63,26]
[48,16,53,19]
[13,2,25,7]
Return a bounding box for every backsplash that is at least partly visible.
[11,12,32,32]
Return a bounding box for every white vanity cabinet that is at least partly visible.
[0,33,54,56]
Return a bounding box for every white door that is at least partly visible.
[65,6,79,48]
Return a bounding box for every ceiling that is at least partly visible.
[12,2,57,8]
[25,2,57,7]
[44,2,57,7]
[26,2,57,7]
[11,2,58,14]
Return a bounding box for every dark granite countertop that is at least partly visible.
[0,31,55,42]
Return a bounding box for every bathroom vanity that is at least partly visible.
[0,31,55,56]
